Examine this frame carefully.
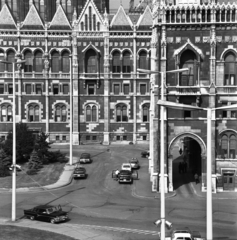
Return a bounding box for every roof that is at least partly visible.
[0,3,17,29]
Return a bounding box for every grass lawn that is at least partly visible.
[0,162,66,189]
[0,225,76,240]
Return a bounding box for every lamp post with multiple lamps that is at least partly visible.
[157,99,237,240]
[137,68,189,240]
[0,59,26,221]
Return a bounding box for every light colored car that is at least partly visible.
[129,158,140,169]
[73,167,87,179]
[121,163,132,172]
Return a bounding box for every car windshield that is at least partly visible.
[75,168,85,172]
[46,206,61,214]
[81,153,90,158]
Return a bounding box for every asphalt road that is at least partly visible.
[0,144,236,240]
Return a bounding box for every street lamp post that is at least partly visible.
[69,56,73,165]
[0,59,26,221]
[157,99,237,240]
[137,68,189,240]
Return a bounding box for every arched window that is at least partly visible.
[6,50,15,72]
[116,104,127,122]
[62,51,70,73]
[28,104,39,122]
[139,51,147,69]
[51,51,59,72]
[55,104,67,122]
[224,52,236,85]
[85,104,97,122]
[180,50,197,86]
[0,104,12,122]
[34,50,43,72]
[113,51,120,73]
[24,50,33,72]
[0,50,5,72]
[81,22,84,31]
[142,104,149,122]
[220,133,237,159]
[122,51,131,73]
[85,49,97,73]
[97,22,100,31]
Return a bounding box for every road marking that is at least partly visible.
[66,223,159,236]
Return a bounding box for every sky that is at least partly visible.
[109,0,142,12]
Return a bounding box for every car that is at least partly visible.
[121,163,132,172]
[24,205,69,224]
[79,153,92,164]
[73,166,87,179]
[129,158,140,169]
[118,170,133,184]
[141,150,149,158]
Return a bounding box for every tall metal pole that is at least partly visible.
[160,71,165,240]
[69,57,73,165]
[12,62,16,221]
[206,108,213,240]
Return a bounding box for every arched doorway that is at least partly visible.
[168,133,206,192]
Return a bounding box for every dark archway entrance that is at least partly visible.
[168,133,206,192]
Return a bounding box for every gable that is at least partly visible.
[136,6,152,27]
[77,0,104,31]
[22,4,44,29]
[50,4,71,30]
[0,4,17,29]
[110,5,133,27]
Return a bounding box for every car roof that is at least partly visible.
[34,205,55,209]
[122,163,131,166]
[75,167,86,171]
[81,153,90,156]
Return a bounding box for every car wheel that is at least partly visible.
[30,216,35,220]
[50,218,56,224]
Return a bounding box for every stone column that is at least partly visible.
[133,24,137,144]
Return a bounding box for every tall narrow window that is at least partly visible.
[85,14,88,31]
[113,84,120,94]
[62,84,69,94]
[8,84,13,94]
[222,102,227,118]
[139,51,147,69]
[62,51,70,73]
[81,22,84,31]
[123,84,129,94]
[123,51,131,73]
[85,49,97,73]
[24,50,33,72]
[93,14,96,31]
[89,7,92,31]
[221,135,228,158]
[53,84,59,95]
[51,51,59,72]
[224,53,236,85]
[116,104,127,122]
[113,51,120,73]
[85,105,97,122]
[140,84,146,95]
[55,104,67,122]
[0,84,4,94]
[28,104,39,122]
[229,135,236,159]
[0,51,4,72]
[34,50,43,72]
[6,50,15,72]
[142,104,149,122]
[25,84,32,94]
[35,84,42,94]
[180,50,197,86]
[88,84,95,95]
[0,104,12,122]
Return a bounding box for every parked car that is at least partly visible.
[79,153,92,164]
[73,166,87,179]
[141,150,149,158]
[129,158,140,169]
[121,163,132,172]
[24,205,68,224]
[166,229,204,240]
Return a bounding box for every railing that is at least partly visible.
[161,3,237,24]
[216,86,237,94]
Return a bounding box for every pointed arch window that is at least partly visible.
[85,49,97,73]
[116,104,128,122]
[24,50,33,72]
[85,104,97,122]
[123,51,131,73]
[51,51,59,73]
[0,104,12,122]
[220,133,237,159]
[62,51,70,73]
[6,50,15,72]
[28,104,40,122]
[224,52,236,85]
[55,104,67,122]
[0,50,5,72]
[34,50,43,72]
[113,51,121,73]
[142,104,150,122]
[180,50,197,86]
